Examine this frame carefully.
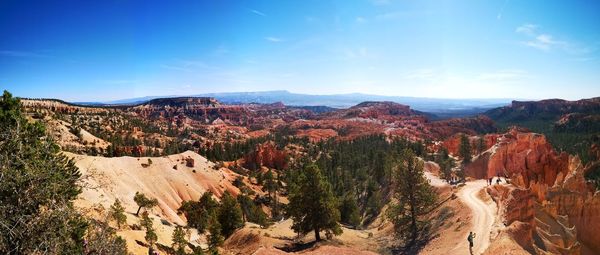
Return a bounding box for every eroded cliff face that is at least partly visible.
[470,129,600,254]
[464,129,569,185]
[442,132,499,157]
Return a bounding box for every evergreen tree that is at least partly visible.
[262,169,277,201]
[178,192,219,234]
[84,220,129,255]
[110,199,127,229]
[207,218,223,255]
[172,225,188,255]
[339,193,361,228]
[218,191,244,237]
[0,91,103,253]
[459,134,472,163]
[439,157,456,182]
[134,191,158,216]
[141,212,158,248]
[387,149,438,249]
[476,136,486,154]
[287,164,342,241]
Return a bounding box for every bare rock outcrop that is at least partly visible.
[475,128,600,254]
[464,128,569,186]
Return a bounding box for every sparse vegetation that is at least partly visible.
[134,191,159,216]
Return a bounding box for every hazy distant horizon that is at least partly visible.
[16,89,530,104]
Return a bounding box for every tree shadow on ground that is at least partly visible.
[274,240,317,253]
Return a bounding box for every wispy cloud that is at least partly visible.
[356,17,368,24]
[249,9,266,17]
[515,23,538,36]
[160,59,212,72]
[0,50,49,58]
[342,47,375,59]
[161,64,192,72]
[515,23,587,53]
[265,37,284,43]
[477,69,529,82]
[497,0,509,20]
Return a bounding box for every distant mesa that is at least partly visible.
[143,97,221,107]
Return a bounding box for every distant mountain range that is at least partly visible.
[76,90,515,117]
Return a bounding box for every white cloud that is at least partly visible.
[515,23,580,53]
[249,9,266,16]
[515,23,538,36]
[356,17,367,23]
[265,37,284,43]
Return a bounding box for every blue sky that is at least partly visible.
[1,0,599,101]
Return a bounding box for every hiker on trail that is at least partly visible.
[467,231,476,254]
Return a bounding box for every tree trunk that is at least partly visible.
[136,206,141,216]
[314,228,321,241]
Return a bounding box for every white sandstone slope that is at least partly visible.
[67,151,245,225]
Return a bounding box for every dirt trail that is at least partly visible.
[452,180,494,255]
[424,172,495,255]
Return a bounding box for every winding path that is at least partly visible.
[455,180,494,255]
[424,173,495,255]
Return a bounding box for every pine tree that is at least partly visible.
[172,225,188,255]
[387,149,438,248]
[459,134,472,163]
[134,191,158,216]
[207,218,223,255]
[476,136,486,154]
[141,211,158,248]
[287,164,342,241]
[178,192,219,234]
[339,193,361,228]
[262,169,277,201]
[217,191,244,237]
[110,199,127,229]
[0,91,88,253]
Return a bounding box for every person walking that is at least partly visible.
[467,231,476,254]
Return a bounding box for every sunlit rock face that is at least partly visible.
[464,128,569,184]
[473,128,600,254]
